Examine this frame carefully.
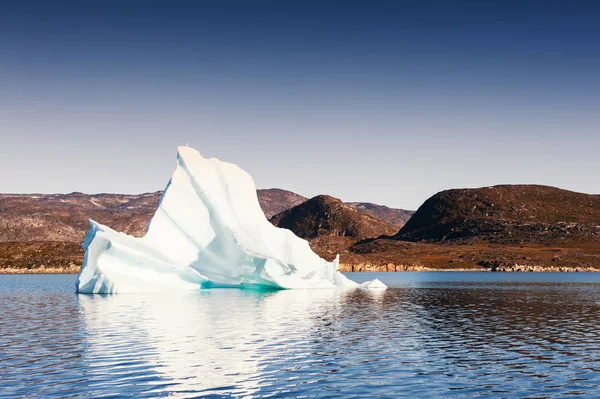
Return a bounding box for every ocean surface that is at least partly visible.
[1,272,599,398]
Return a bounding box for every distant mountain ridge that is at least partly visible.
[0,189,301,243]
[346,202,414,227]
[256,188,307,218]
[2,184,600,273]
[0,192,161,242]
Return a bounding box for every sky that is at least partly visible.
[1,0,599,209]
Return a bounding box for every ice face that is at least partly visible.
[76,146,386,293]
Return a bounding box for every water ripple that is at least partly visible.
[1,273,599,398]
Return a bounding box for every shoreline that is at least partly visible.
[338,262,600,273]
[2,267,600,275]
[0,266,80,274]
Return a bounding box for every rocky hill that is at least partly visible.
[0,192,161,242]
[340,185,600,272]
[346,202,414,227]
[395,185,600,244]
[270,195,399,259]
[271,195,399,240]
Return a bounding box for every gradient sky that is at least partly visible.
[1,1,599,209]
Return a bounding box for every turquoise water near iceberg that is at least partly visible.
[1,272,599,398]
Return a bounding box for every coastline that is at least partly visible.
[0,265,80,274]
[2,265,599,274]
[338,263,600,273]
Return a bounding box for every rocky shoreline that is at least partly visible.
[2,264,599,274]
[338,263,600,273]
[0,265,80,274]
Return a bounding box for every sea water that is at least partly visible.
[1,272,599,398]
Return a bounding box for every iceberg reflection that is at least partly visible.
[78,288,373,397]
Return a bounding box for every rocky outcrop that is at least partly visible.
[493,264,599,272]
[337,261,600,273]
[338,262,483,272]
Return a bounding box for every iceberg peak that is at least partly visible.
[76,146,386,293]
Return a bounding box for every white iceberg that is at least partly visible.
[76,146,385,293]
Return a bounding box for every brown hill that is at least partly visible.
[270,195,398,241]
[0,192,161,242]
[395,185,600,244]
[270,195,400,260]
[340,185,600,272]
[346,202,414,227]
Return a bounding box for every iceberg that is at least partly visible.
[76,146,385,293]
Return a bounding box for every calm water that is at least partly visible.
[1,273,599,398]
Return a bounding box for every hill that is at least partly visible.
[0,192,161,242]
[346,202,414,227]
[270,195,398,240]
[395,185,600,244]
[270,195,399,259]
[343,185,600,272]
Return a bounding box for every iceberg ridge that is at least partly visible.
[76,146,386,293]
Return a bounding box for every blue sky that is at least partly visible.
[1,1,599,209]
